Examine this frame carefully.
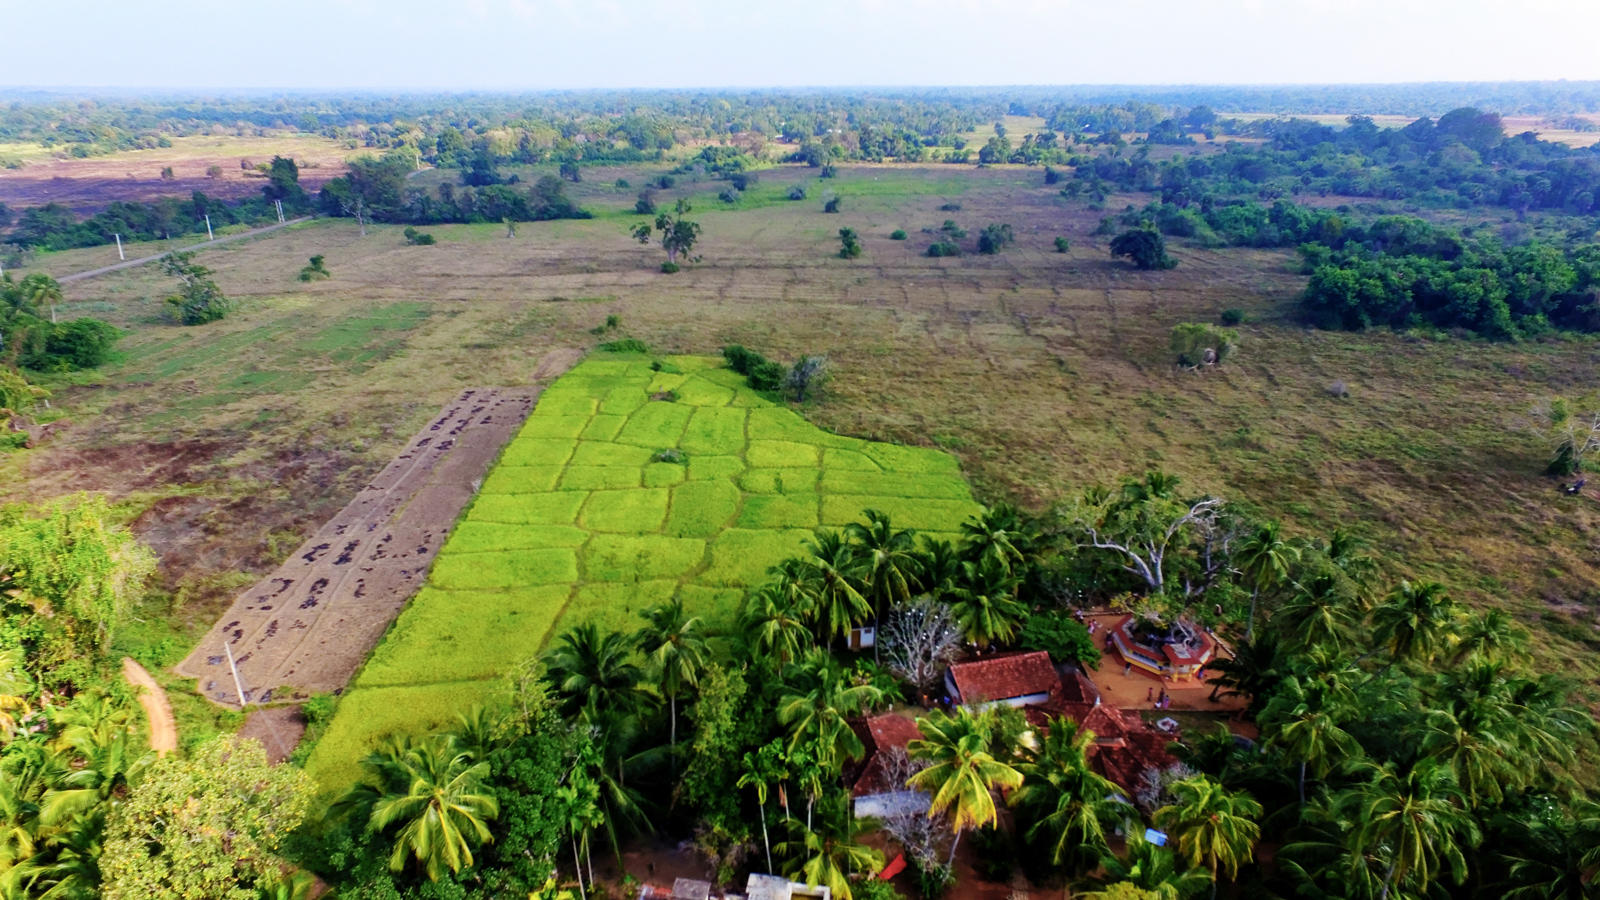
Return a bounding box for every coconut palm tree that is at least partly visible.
[1009,718,1126,874]
[846,509,921,659]
[366,735,500,882]
[741,583,812,668]
[1093,829,1212,900]
[1152,775,1262,889]
[636,597,709,756]
[916,536,964,596]
[799,531,871,644]
[946,556,1026,648]
[774,791,883,900]
[1450,608,1527,665]
[1233,522,1300,641]
[739,742,786,873]
[1205,632,1284,712]
[907,708,1024,865]
[777,651,882,771]
[1369,580,1460,666]
[1271,574,1359,652]
[959,503,1037,575]
[451,705,508,762]
[544,623,655,720]
[1260,674,1361,807]
[1344,761,1480,900]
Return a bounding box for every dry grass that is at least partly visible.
[7,161,1599,685]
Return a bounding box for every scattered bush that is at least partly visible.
[1170,322,1238,367]
[938,202,962,211]
[1220,308,1246,326]
[823,196,842,213]
[1043,165,1061,185]
[890,229,908,240]
[1053,236,1071,253]
[615,178,631,188]
[1110,226,1177,270]
[660,261,680,274]
[599,338,649,353]
[656,175,676,189]
[976,223,1014,255]
[819,164,837,179]
[787,185,807,201]
[926,241,961,258]
[838,228,863,259]
[651,448,688,464]
[721,345,786,392]
[297,255,330,281]
[728,172,757,191]
[402,226,435,245]
[635,191,657,215]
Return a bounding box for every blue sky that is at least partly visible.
[3,0,1598,90]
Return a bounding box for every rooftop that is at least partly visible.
[948,650,1059,705]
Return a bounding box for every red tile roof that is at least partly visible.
[849,714,925,797]
[949,651,1059,705]
[1026,699,1179,794]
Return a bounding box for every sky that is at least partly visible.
[4,0,1600,91]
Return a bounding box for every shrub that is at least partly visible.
[660,261,680,274]
[1170,322,1238,367]
[402,226,436,245]
[787,185,807,201]
[1053,236,1070,253]
[939,202,962,211]
[748,360,786,392]
[297,255,330,281]
[1043,165,1061,185]
[651,448,688,464]
[728,172,756,191]
[722,345,762,375]
[1110,226,1177,270]
[718,187,740,204]
[976,223,1014,255]
[838,228,863,259]
[890,229,908,240]
[926,241,960,258]
[615,178,631,188]
[635,191,657,215]
[656,175,675,189]
[819,164,837,179]
[44,319,121,369]
[823,197,841,213]
[1220,307,1246,326]
[599,338,649,353]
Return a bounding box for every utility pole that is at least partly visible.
[114,233,125,261]
[275,199,285,223]
[205,214,213,241]
[223,640,248,708]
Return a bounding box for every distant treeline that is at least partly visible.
[1071,108,1600,217]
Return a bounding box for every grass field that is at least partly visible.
[302,354,981,788]
[3,159,1598,758]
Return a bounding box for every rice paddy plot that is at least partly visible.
[305,353,982,790]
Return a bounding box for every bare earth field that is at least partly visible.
[175,385,552,706]
[0,135,353,214]
[5,161,1599,703]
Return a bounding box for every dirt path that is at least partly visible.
[177,350,584,707]
[57,217,312,284]
[122,657,177,756]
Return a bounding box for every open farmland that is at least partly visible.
[302,353,981,788]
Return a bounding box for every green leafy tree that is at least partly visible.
[1260,674,1361,806]
[1233,522,1298,639]
[1370,580,1460,666]
[778,651,882,771]
[1017,612,1101,668]
[907,707,1024,865]
[946,556,1026,648]
[1344,761,1481,899]
[1169,322,1238,369]
[632,199,701,270]
[976,223,1014,255]
[1110,226,1176,270]
[543,623,656,719]
[740,583,813,667]
[159,251,231,325]
[101,736,311,900]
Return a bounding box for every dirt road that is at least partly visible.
[58,217,312,284]
[122,657,177,756]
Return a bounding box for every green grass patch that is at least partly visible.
[580,414,628,441]
[479,466,563,494]
[705,528,814,587]
[748,440,820,468]
[468,492,587,525]
[499,438,578,467]
[739,468,820,494]
[443,522,589,553]
[681,407,748,455]
[356,585,571,688]
[674,377,737,407]
[821,471,977,500]
[615,401,694,448]
[825,448,883,471]
[736,493,819,529]
[429,549,580,590]
[527,414,593,439]
[748,407,824,442]
[559,466,643,490]
[584,534,707,580]
[688,455,745,481]
[643,461,687,487]
[565,580,678,633]
[600,385,649,416]
[819,495,980,532]
[581,488,670,532]
[570,441,655,467]
[665,480,742,538]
